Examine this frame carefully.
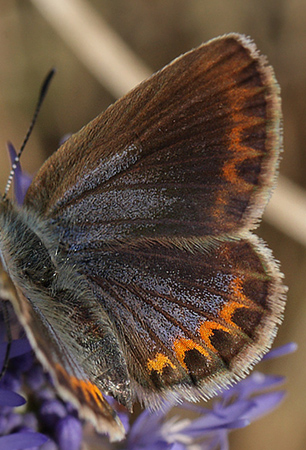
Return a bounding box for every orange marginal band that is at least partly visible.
[173,337,210,371]
[147,353,176,375]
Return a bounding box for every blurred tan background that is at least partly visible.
[0,1,306,449]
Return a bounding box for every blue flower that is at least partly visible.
[0,329,48,449]
[0,307,84,450]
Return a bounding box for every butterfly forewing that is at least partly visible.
[25,34,281,245]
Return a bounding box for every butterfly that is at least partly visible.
[0,33,285,441]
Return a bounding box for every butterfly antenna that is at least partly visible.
[3,68,56,200]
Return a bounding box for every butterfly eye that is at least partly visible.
[15,233,57,289]
[22,256,56,290]
[22,262,56,289]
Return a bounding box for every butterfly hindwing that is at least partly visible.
[69,233,285,406]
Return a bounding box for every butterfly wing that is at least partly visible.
[21,35,284,413]
[25,34,281,245]
[68,234,285,407]
[1,263,125,441]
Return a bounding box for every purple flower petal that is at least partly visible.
[3,411,23,433]
[218,431,229,450]
[55,416,83,450]
[222,372,285,400]
[25,365,45,391]
[8,352,35,377]
[180,411,249,435]
[243,391,286,422]
[169,443,187,450]
[118,410,130,434]
[0,339,32,362]
[0,373,22,393]
[39,399,67,429]
[0,389,25,407]
[40,439,58,450]
[262,342,297,361]
[213,398,253,420]
[128,408,165,441]
[0,431,48,449]
[22,413,39,431]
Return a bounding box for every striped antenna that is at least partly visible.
[3,69,56,200]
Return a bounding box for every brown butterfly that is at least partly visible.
[0,33,285,441]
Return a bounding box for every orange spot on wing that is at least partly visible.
[79,379,104,403]
[147,353,176,374]
[55,363,104,406]
[198,320,232,351]
[213,88,265,219]
[173,337,210,370]
[219,276,251,329]
[222,158,241,184]
[231,276,248,301]
[227,88,265,154]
